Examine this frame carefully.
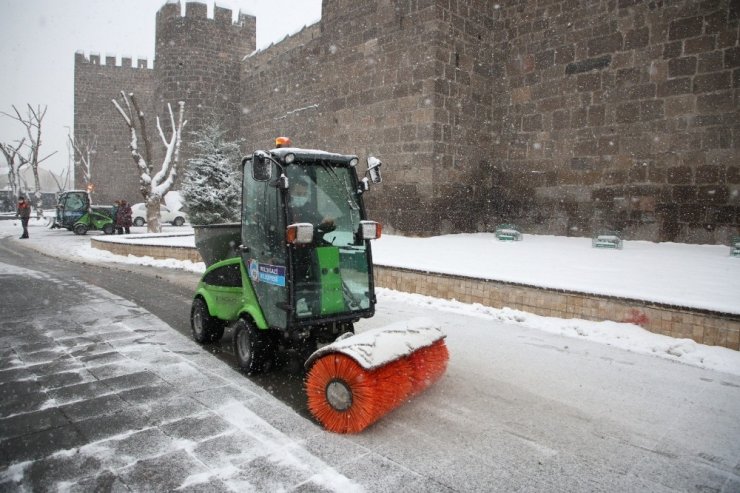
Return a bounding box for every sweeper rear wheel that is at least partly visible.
[233,318,270,374]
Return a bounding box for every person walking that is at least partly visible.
[112,200,123,234]
[16,196,31,239]
[116,200,133,234]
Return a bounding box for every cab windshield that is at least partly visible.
[286,163,361,246]
[285,162,372,319]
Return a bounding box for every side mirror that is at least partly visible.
[252,151,272,182]
[367,156,382,184]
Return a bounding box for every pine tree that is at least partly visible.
[180,123,242,225]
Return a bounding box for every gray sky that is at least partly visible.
[0,0,321,176]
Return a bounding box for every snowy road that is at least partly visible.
[358,292,740,492]
[1,235,739,491]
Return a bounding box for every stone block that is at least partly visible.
[555,44,575,64]
[663,41,683,59]
[577,73,601,92]
[667,166,693,184]
[616,102,641,123]
[685,35,717,55]
[672,185,697,202]
[725,46,740,68]
[640,100,664,121]
[693,71,732,92]
[668,56,697,77]
[657,77,692,97]
[727,166,740,184]
[696,91,731,113]
[696,165,722,183]
[697,185,729,203]
[589,32,624,56]
[669,16,704,40]
[697,51,724,73]
[565,55,611,75]
[625,27,650,50]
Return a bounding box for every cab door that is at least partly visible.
[241,161,289,329]
[61,192,88,227]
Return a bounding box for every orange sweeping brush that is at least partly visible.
[305,322,448,433]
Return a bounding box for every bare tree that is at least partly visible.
[112,92,186,233]
[48,167,71,193]
[68,133,96,189]
[0,139,27,202]
[1,104,57,218]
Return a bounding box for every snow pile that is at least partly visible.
[373,233,740,315]
[307,318,445,369]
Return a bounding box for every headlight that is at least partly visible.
[284,153,296,164]
[359,220,382,240]
[287,223,314,244]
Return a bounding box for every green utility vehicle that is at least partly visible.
[191,147,383,373]
[52,190,115,235]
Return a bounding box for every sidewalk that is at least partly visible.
[0,260,389,491]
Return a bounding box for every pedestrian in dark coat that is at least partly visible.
[112,200,123,234]
[16,196,31,239]
[116,200,133,234]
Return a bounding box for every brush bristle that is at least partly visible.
[306,339,450,433]
[407,339,449,396]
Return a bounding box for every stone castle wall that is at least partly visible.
[487,0,740,244]
[239,0,739,242]
[75,0,739,242]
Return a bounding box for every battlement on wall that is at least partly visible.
[157,1,252,28]
[75,51,151,69]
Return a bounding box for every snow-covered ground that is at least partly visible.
[2,216,739,376]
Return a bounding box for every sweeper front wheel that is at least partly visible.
[190,297,225,343]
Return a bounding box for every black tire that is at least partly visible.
[102,223,115,235]
[191,297,225,343]
[73,223,88,235]
[232,318,271,375]
[133,217,145,227]
[173,216,185,227]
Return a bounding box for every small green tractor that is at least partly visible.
[191,146,384,373]
[191,143,449,434]
[52,190,115,235]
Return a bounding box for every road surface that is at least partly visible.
[1,236,738,492]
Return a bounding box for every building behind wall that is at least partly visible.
[75,0,739,243]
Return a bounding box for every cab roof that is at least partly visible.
[269,147,358,166]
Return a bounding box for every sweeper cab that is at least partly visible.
[190,140,448,433]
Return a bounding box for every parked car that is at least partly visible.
[131,203,188,227]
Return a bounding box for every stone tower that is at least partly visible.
[155,1,256,163]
